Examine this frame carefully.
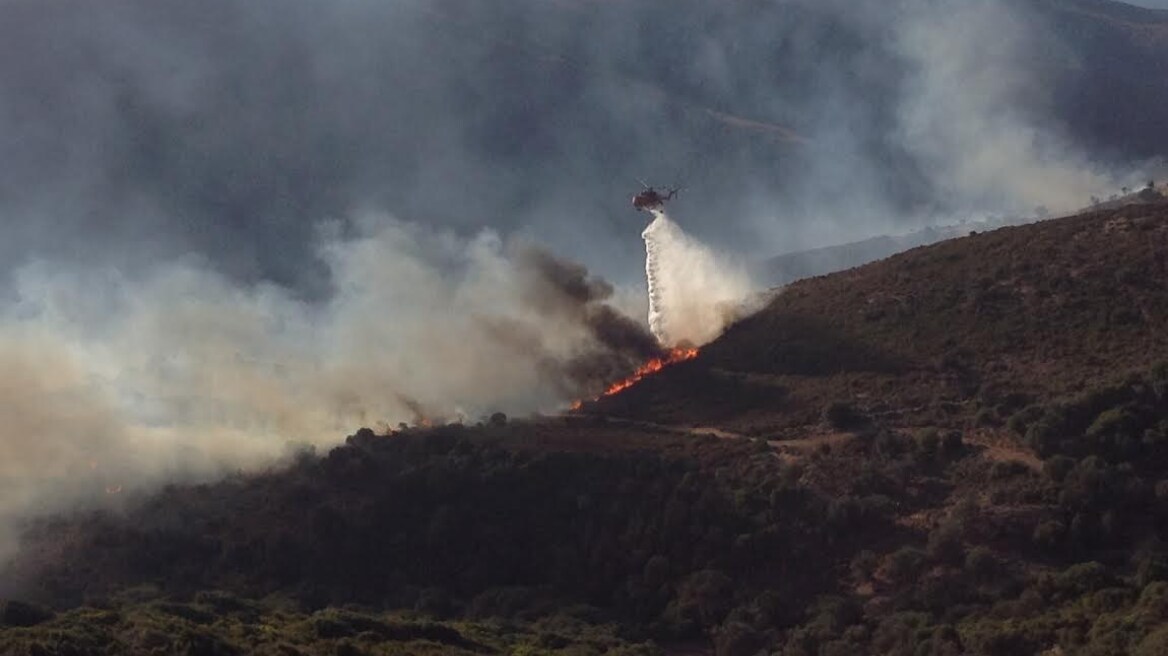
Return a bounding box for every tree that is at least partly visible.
[1033,520,1066,552]
[927,525,965,566]
[886,547,929,585]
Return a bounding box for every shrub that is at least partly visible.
[964,547,998,583]
[885,547,929,585]
[1135,552,1168,588]
[1136,626,1168,656]
[1025,420,1063,457]
[1043,456,1076,483]
[414,587,455,618]
[874,431,911,459]
[642,555,670,589]
[850,551,879,583]
[989,460,1029,480]
[941,431,964,456]
[1007,405,1045,436]
[1055,562,1113,597]
[927,525,965,566]
[1087,407,1140,442]
[974,408,998,427]
[714,621,768,656]
[1136,581,1168,622]
[1032,521,1066,552]
[824,402,865,431]
[1060,457,1121,512]
[916,429,941,460]
[674,570,735,628]
[806,596,862,635]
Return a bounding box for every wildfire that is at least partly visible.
[571,346,698,410]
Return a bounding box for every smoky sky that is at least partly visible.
[1127,0,1168,9]
[0,0,1162,293]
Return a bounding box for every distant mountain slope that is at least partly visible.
[758,218,1017,287]
[759,183,1167,288]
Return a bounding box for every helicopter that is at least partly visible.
[631,179,680,212]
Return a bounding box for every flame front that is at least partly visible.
[603,347,698,396]
[571,347,698,410]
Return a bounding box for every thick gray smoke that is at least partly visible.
[0,216,660,557]
[893,1,1119,215]
[0,0,1160,290]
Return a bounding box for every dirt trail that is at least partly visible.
[563,413,747,440]
[563,413,858,465]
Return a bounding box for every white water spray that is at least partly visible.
[641,210,753,347]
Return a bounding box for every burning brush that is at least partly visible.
[570,346,698,410]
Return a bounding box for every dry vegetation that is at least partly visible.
[5,202,1168,656]
[596,203,1168,437]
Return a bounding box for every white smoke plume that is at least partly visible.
[893,0,1123,216]
[642,210,753,347]
[0,215,659,558]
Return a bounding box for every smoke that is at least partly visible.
[0,215,663,558]
[643,211,753,347]
[0,0,1163,561]
[0,0,1161,291]
[0,206,752,558]
[743,0,1156,257]
[892,0,1121,217]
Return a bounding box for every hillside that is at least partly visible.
[599,201,1168,437]
[4,203,1168,655]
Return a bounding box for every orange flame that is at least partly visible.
[571,347,698,409]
